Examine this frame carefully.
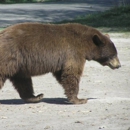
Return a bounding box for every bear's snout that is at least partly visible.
[108,56,121,69]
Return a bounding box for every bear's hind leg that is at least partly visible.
[53,70,87,104]
[10,76,43,103]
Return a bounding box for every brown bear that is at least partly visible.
[0,23,121,104]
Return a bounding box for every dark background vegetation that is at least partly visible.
[59,6,130,32]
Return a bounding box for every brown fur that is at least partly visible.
[0,23,120,104]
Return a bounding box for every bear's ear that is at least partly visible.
[105,34,110,38]
[92,35,104,47]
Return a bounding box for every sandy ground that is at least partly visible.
[0,1,130,130]
[0,32,130,130]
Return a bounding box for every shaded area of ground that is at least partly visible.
[0,1,117,27]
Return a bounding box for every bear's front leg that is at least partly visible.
[60,69,87,104]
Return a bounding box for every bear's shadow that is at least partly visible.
[0,98,70,105]
[43,98,97,105]
[0,98,96,105]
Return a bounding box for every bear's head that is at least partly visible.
[92,34,121,69]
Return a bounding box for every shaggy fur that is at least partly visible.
[0,23,120,104]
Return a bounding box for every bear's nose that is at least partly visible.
[115,64,121,69]
[117,64,121,68]
[109,56,121,69]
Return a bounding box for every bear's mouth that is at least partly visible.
[103,56,121,69]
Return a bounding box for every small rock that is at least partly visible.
[75,121,82,124]
[99,126,106,129]
[44,126,50,129]
[128,127,130,130]
[1,116,7,119]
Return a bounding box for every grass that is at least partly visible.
[0,28,4,31]
[59,6,130,33]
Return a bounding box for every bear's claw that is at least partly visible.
[69,98,87,104]
[24,93,44,103]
